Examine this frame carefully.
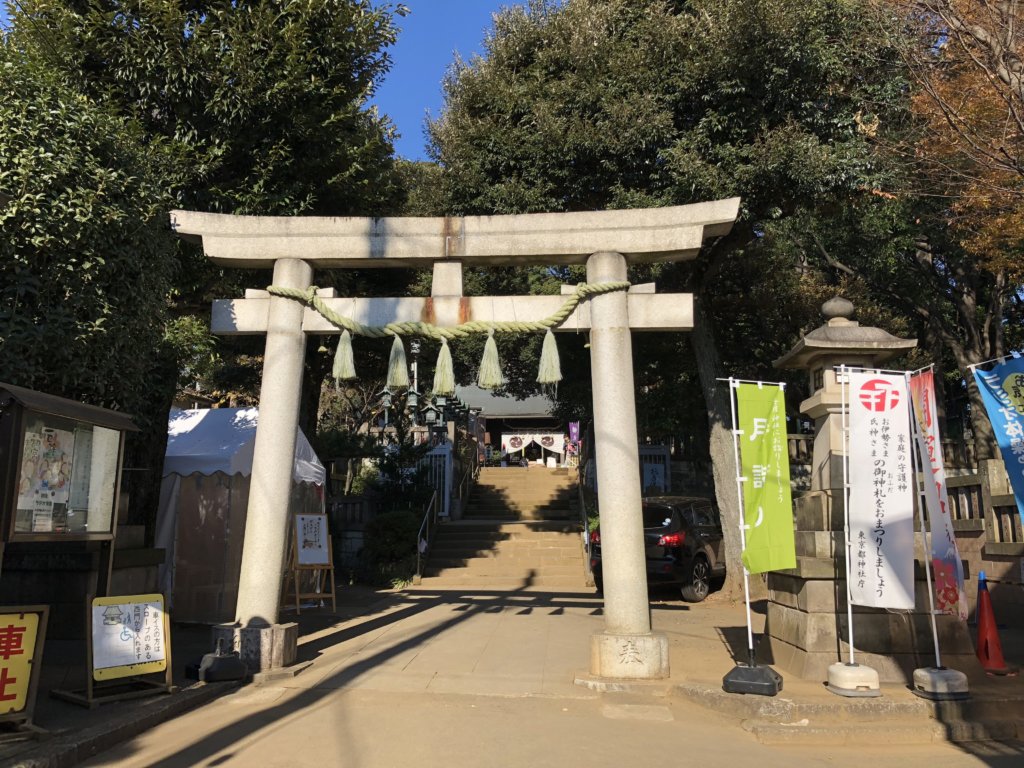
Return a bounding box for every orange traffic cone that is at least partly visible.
[975,571,1017,676]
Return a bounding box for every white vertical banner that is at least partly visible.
[847,371,916,609]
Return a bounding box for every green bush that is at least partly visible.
[364,509,420,563]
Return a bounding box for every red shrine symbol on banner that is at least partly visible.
[858,378,902,412]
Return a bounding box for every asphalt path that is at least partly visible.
[77,589,1023,768]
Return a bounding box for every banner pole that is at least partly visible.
[907,372,943,669]
[839,365,856,665]
[728,378,756,665]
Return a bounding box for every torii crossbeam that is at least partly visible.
[171,199,740,679]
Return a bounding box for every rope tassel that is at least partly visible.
[333,330,357,382]
[433,338,455,396]
[386,335,410,388]
[477,328,503,389]
[537,329,561,394]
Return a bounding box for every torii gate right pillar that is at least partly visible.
[587,251,669,678]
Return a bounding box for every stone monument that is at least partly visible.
[762,297,981,681]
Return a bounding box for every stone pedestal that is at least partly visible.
[758,489,982,683]
[765,298,981,683]
[590,631,670,679]
[586,251,668,679]
[213,622,298,673]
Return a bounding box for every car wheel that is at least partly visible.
[680,557,711,602]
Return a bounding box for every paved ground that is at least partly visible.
[41,583,1022,768]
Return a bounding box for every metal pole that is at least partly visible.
[839,364,857,665]
[727,378,757,666]
[906,372,943,668]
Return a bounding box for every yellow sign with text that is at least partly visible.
[91,594,168,681]
[0,611,40,715]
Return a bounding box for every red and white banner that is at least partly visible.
[847,371,916,608]
[909,370,968,620]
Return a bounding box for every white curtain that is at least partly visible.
[500,433,566,456]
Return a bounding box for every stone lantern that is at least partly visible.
[764,298,979,681]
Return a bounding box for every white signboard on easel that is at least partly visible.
[295,514,330,566]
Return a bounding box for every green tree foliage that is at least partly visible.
[428,0,911,594]
[9,0,412,407]
[3,0,413,529]
[10,0,406,219]
[0,43,180,526]
[0,45,177,421]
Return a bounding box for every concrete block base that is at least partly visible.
[590,631,670,679]
[212,622,298,673]
[757,632,984,684]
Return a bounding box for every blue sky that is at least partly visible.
[0,1,514,161]
[375,1,513,160]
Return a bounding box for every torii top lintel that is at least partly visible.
[169,198,740,269]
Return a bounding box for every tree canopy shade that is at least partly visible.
[9,0,407,218]
[2,0,415,525]
[428,0,912,595]
[0,44,177,423]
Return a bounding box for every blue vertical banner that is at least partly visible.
[973,354,1024,524]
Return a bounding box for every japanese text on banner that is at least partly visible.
[735,383,796,574]
[847,371,916,609]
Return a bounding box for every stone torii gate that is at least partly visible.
[171,199,739,679]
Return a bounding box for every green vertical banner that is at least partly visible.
[735,383,796,574]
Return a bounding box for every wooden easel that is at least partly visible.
[282,532,337,615]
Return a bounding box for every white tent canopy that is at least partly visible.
[163,407,325,485]
[156,408,325,623]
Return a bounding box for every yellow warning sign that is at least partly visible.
[0,611,40,715]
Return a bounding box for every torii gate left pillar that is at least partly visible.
[171,200,739,677]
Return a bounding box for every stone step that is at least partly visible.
[461,512,576,522]
[434,525,580,537]
[432,536,582,549]
[429,552,582,568]
[743,719,945,746]
[413,574,587,590]
[676,682,1024,745]
[468,499,574,511]
[428,548,581,561]
[425,562,583,577]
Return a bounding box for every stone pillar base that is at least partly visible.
[590,631,670,679]
[213,622,298,673]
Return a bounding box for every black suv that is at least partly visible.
[589,496,725,602]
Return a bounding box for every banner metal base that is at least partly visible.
[911,666,969,701]
[722,663,783,697]
[826,661,881,697]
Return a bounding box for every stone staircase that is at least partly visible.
[415,467,587,590]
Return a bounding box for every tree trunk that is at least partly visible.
[690,294,746,600]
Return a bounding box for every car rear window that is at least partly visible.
[642,504,676,529]
[688,503,720,527]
